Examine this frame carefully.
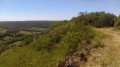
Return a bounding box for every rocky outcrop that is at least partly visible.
[57,46,92,67]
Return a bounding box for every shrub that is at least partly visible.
[72,11,116,27]
[114,16,120,29]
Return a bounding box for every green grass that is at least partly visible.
[2,36,13,41]
[19,31,36,35]
[9,41,23,47]
[0,28,7,33]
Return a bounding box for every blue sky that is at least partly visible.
[0,0,120,21]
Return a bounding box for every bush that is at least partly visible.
[92,31,105,48]
[114,16,120,29]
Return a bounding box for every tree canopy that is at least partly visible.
[72,11,117,27]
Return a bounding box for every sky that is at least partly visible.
[0,0,120,21]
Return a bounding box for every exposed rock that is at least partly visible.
[57,46,93,67]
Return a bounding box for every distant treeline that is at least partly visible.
[0,11,120,30]
[0,21,62,30]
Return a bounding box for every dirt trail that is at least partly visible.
[97,28,120,67]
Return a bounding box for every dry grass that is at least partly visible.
[86,28,120,67]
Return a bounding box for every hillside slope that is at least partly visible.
[0,21,103,67]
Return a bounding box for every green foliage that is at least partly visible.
[0,21,57,30]
[92,31,105,48]
[72,11,116,27]
[114,16,120,29]
[0,29,41,54]
[0,21,99,67]
[0,46,51,67]
[0,28,7,33]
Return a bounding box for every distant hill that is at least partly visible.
[0,21,62,30]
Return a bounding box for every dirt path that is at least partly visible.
[98,28,120,67]
[86,28,120,67]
